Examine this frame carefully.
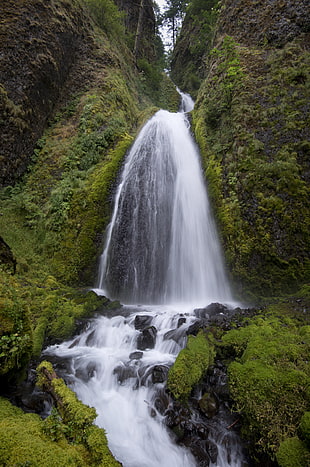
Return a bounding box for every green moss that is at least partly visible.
[221,312,310,459]
[167,330,215,401]
[0,381,121,466]
[0,272,32,378]
[299,412,310,448]
[36,361,121,465]
[276,437,310,467]
[193,36,310,300]
[0,397,87,466]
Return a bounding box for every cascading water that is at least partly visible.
[45,93,247,467]
[97,94,232,305]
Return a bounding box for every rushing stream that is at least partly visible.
[45,93,247,466]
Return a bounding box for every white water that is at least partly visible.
[97,94,232,306]
[46,94,245,467]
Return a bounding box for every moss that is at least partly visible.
[36,361,121,465]
[167,330,215,401]
[193,35,310,300]
[0,389,121,466]
[299,412,310,448]
[0,397,87,466]
[0,272,32,379]
[221,311,310,459]
[276,437,310,467]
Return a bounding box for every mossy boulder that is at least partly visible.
[221,308,310,460]
[167,330,215,401]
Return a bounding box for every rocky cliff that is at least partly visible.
[172,0,310,299]
[0,0,95,186]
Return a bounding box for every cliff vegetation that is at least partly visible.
[0,0,178,463]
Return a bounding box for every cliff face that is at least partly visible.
[172,0,310,299]
[0,0,94,187]
[217,0,310,47]
[0,0,160,187]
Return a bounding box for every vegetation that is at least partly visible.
[0,361,121,466]
[167,330,215,400]
[220,304,310,464]
[193,35,310,300]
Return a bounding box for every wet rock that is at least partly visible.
[186,320,204,336]
[75,362,96,382]
[206,440,218,464]
[177,317,186,327]
[163,327,186,343]
[129,351,143,360]
[151,365,169,384]
[0,236,16,273]
[85,329,98,346]
[113,364,137,384]
[137,325,157,350]
[153,389,170,415]
[198,392,219,418]
[194,302,229,320]
[134,315,153,330]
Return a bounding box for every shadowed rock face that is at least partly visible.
[217,0,310,47]
[0,0,94,187]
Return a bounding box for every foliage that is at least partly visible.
[0,272,32,378]
[170,0,219,95]
[0,361,121,466]
[167,330,215,400]
[221,310,310,460]
[276,437,310,467]
[83,0,125,39]
[0,396,86,466]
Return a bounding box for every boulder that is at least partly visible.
[137,325,157,350]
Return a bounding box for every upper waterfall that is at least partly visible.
[97,94,232,306]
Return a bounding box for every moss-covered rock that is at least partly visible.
[220,307,310,461]
[167,330,215,401]
[0,360,121,466]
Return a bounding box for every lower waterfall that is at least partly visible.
[45,94,247,466]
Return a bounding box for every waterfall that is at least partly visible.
[45,93,246,467]
[97,93,232,306]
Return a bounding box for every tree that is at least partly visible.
[163,0,188,46]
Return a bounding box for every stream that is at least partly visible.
[44,93,248,466]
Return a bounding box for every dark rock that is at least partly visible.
[0,236,16,273]
[137,325,157,350]
[129,351,143,360]
[75,362,96,382]
[194,303,229,320]
[206,440,218,464]
[177,317,186,327]
[198,392,219,418]
[163,327,186,343]
[186,320,204,336]
[153,389,170,415]
[113,364,137,384]
[134,315,153,330]
[151,365,169,384]
[85,329,96,346]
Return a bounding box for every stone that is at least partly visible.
[198,392,219,418]
[134,315,153,330]
[151,365,169,384]
[137,325,157,350]
[129,351,143,360]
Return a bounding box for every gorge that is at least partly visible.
[0,1,309,466]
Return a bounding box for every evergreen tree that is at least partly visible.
[163,0,188,46]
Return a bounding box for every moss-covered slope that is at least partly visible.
[0,0,178,383]
[172,0,310,300]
